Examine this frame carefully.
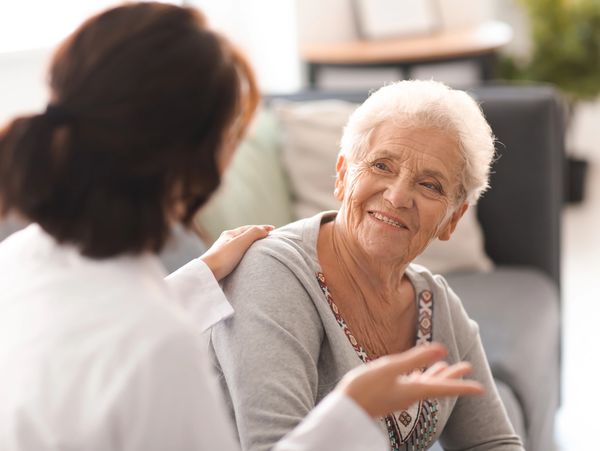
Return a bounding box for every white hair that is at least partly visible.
[340,80,496,205]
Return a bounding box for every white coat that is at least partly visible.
[0,224,386,451]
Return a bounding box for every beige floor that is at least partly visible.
[556,160,600,450]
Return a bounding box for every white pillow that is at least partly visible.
[272,99,493,274]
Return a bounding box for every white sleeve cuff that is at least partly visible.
[165,258,233,332]
[275,391,387,451]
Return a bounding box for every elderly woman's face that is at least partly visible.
[335,123,468,264]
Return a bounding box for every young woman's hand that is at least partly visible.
[336,343,484,418]
[200,225,274,281]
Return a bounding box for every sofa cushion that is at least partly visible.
[445,267,560,451]
[0,214,27,242]
[273,99,354,219]
[195,108,294,241]
[272,98,493,274]
[159,224,207,274]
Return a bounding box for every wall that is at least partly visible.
[0,0,139,125]
[190,0,301,93]
[297,0,494,44]
[0,48,51,126]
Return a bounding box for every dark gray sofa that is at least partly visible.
[445,85,563,451]
[0,84,562,450]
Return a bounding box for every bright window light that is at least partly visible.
[0,0,182,54]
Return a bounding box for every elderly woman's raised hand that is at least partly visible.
[336,343,484,418]
[200,224,274,281]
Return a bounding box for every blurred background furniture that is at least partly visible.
[302,21,512,87]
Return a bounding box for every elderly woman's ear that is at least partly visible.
[437,202,469,241]
[334,154,348,201]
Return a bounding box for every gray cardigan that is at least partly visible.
[210,212,524,451]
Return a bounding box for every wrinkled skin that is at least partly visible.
[317,123,470,357]
[334,124,468,279]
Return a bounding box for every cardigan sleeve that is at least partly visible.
[210,244,386,451]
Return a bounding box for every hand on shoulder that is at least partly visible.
[200,225,274,281]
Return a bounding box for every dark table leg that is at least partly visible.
[403,64,414,80]
[478,52,498,81]
[307,63,319,89]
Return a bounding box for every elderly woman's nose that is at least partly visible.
[383,179,414,209]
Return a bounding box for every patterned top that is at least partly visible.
[212,212,523,451]
[316,272,439,451]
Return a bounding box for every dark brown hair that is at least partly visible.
[0,2,258,258]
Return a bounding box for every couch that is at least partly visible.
[0,84,563,450]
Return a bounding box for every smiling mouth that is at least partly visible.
[368,211,409,230]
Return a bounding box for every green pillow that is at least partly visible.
[195,107,294,242]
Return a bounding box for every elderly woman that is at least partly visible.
[211,80,524,451]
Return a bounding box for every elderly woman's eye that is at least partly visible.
[421,182,443,193]
[372,161,390,171]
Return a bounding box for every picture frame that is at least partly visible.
[352,0,441,40]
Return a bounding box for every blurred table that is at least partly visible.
[301,21,512,87]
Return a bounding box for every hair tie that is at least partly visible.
[44,104,73,126]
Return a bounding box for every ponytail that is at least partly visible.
[0,111,70,221]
